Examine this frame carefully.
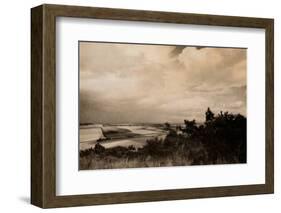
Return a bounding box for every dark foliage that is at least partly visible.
[179,109,246,164]
[80,108,246,169]
[205,107,215,122]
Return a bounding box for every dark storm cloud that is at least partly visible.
[170,46,206,58]
[170,46,186,57]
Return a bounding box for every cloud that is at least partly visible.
[170,46,186,57]
[79,42,246,123]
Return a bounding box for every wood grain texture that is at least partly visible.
[31,4,274,208]
[31,5,43,207]
[265,20,274,193]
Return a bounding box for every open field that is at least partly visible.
[79,111,247,170]
[80,124,168,150]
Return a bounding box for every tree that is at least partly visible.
[183,119,197,136]
[164,122,171,130]
[205,107,214,122]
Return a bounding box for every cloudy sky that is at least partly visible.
[79,42,246,124]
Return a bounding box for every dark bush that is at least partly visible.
[80,108,247,169]
[94,143,106,154]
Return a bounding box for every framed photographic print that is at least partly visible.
[31,4,274,208]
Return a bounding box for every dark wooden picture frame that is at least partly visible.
[31,4,274,208]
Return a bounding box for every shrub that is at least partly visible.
[80,108,247,169]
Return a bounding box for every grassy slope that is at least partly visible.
[80,111,246,170]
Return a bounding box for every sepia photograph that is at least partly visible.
[79,41,247,170]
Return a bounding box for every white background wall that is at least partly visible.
[0,0,279,211]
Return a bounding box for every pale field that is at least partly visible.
[79,125,167,150]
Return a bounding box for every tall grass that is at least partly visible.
[80,109,246,170]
